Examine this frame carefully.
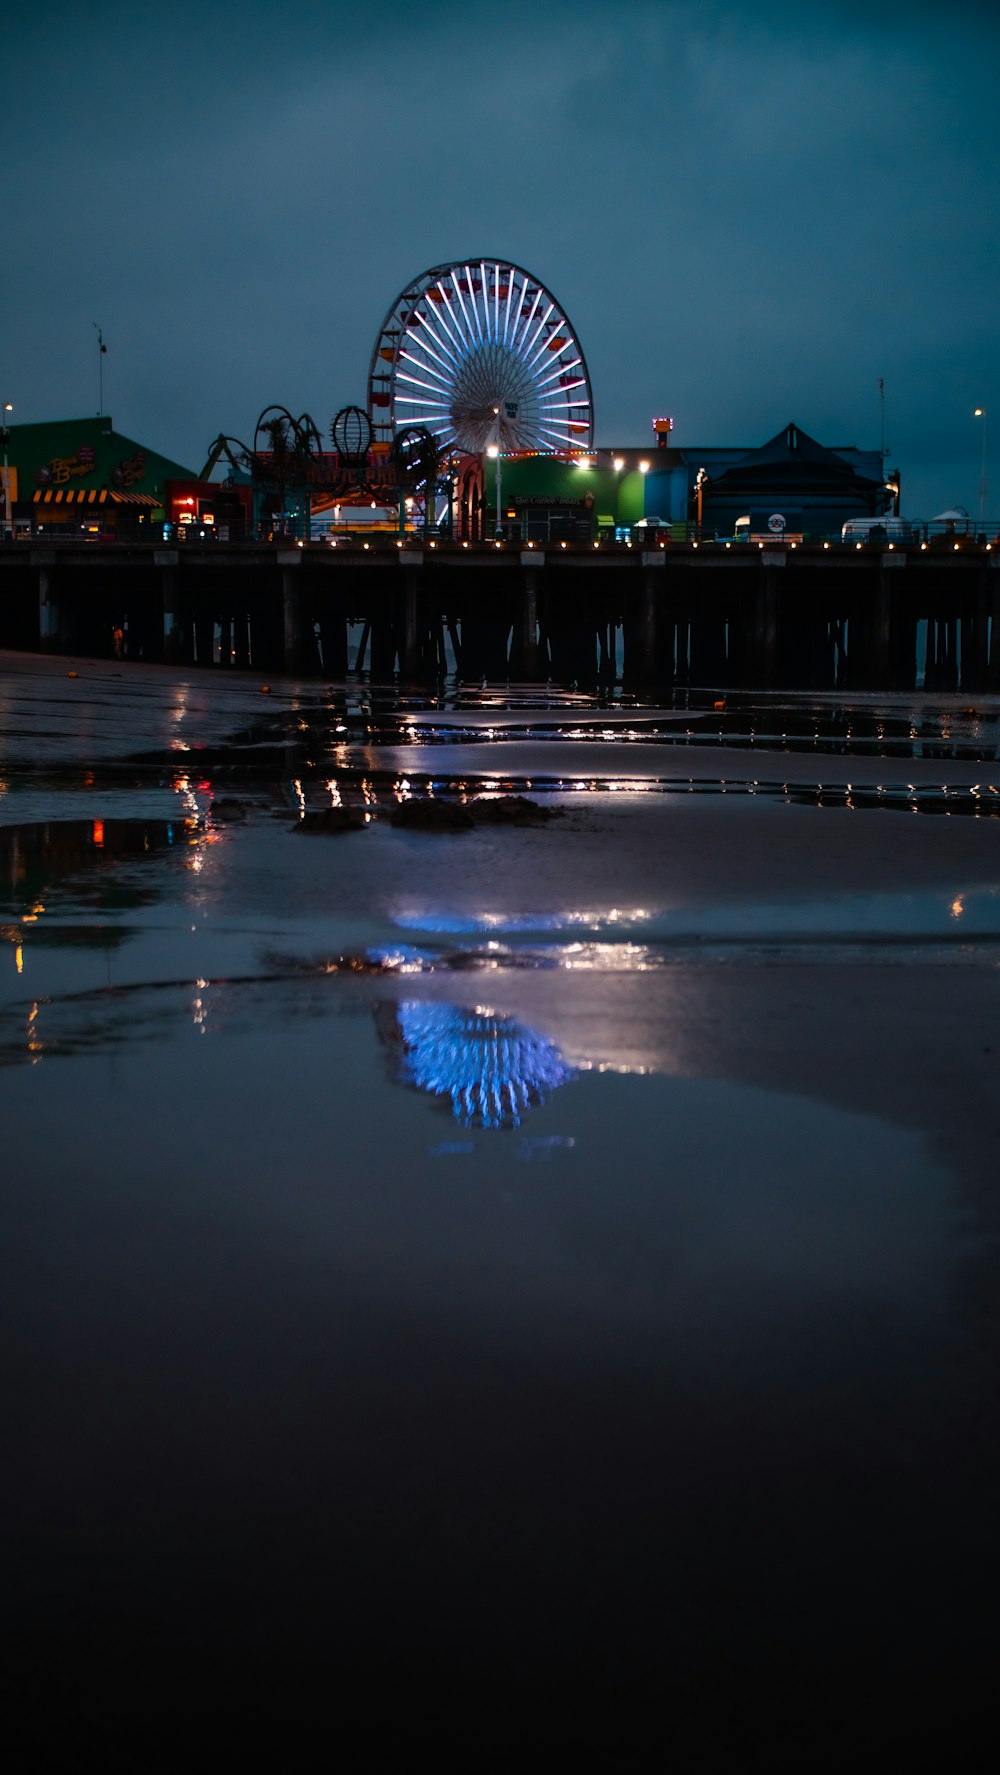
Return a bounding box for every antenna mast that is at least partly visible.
[878,376,889,458]
[94,324,107,416]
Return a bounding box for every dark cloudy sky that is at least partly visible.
[7,0,999,514]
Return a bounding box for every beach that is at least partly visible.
[1,648,998,1761]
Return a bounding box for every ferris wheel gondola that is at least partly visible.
[368,259,594,456]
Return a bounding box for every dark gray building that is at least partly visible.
[694,423,890,537]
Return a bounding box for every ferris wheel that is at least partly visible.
[368,259,594,456]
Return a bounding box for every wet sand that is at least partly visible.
[1,649,998,1763]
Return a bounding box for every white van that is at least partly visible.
[841,517,914,543]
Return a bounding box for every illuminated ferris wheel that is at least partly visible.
[368,259,594,455]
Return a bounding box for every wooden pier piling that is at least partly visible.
[2,538,997,694]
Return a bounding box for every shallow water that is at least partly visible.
[2,655,998,1756]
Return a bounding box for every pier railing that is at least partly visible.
[6,519,1000,554]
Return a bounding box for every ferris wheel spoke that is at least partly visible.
[432,291,470,364]
[523,322,569,380]
[518,304,558,371]
[463,265,486,351]
[404,342,460,394]
[407,320,461,375]
[450,275,478,353]
[396,369,453,401]
[398,346,454,387]
[478,262,494,351]
[535,361,581,394]
[507,284,539,360]
[466,263,484,350]
[407,318,463,380]
[491,266,498,351]
[510,285,542,360]
[425,298,469,370]
[501,274,515,350]
[536,354,581,388]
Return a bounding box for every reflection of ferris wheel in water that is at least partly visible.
[368,259,594,455]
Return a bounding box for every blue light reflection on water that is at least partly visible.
[394,910,651,936]
[393,887,1000,942]
[389,1000,575,1129]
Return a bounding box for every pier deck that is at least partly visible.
[1,537,997,691]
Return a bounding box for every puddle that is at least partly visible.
[0,975,957,1316]
[0,817,195,919]
[376,999,576,1128]
[173,689,1000,767]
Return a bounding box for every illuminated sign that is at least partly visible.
[37,445,96,486]
[112,449,146,489]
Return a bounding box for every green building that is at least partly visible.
[485,449,658,543]
[2,416,194,539]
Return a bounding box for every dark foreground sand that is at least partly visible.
[1,650,999,1764]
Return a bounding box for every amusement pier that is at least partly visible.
[1,257,995,691]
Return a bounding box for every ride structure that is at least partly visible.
[199,405,470,539]
[195,258,591,540]
[368,259,594,456]
[200,407,326,538]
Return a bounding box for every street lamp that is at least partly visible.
[1,402,12,537]
[975,408,987,532]
[487,405,503,538]
[611,457,624,534]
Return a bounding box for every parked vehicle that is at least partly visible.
[734,514,803,543]
[841,517,915,543]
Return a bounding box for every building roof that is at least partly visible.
[705,422,885,496]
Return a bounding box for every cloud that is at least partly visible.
[5,0,999,511]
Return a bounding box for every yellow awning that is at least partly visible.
[33,488,160,507]
[33,488,109,504]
